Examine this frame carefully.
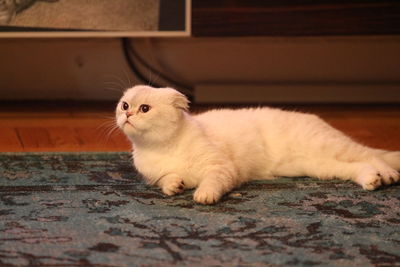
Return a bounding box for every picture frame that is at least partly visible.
[0,0,190,37]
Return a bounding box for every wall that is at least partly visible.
[0,36,399,102]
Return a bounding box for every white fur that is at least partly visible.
[116,85,400,204]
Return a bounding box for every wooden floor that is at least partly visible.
[0,101,399,152]
[0,101,130,152]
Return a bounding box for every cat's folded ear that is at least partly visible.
[163,88,190,111]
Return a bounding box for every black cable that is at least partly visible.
[121,38,193,92]
[122,38,162,88]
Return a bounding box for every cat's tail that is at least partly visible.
[373,149,400,170]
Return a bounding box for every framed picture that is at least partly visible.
[0,0,190,37]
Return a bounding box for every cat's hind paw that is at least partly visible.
[358,166,399,190]
[361,174,382,191]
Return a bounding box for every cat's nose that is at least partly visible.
[126,111,133,118]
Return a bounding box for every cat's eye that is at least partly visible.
[139,104,151,113]
[121,101,129,111]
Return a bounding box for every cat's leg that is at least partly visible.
[372,149,400,170]
[285,115,399,188]
[337,145,400,186]
[274,157,399,190]
[193,167,239,204]
[157,173,185,196]
[340,158,398,189]
[367,156,399,185]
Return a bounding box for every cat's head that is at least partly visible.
[115,85,189,143]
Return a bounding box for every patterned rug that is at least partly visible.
[0,152,399,266]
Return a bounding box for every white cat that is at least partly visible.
[115,85,400,204]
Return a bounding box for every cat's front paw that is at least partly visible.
[161,179,185,196]
[193,186,222,205]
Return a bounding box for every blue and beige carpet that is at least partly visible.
[0,152,399,266]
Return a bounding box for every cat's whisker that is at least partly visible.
[103,81,124,88]
[122,68,133,88]
[147,71,153,87]
[103,81,125,92]
[97,121,121,145]
[148,70,161,88]
[104,87,124,94]
[97,120,114,129]
[98,124,119,136]
[99,124,121,144]
[97,120,118,133]
[103,81,124,95]
[99,115,118,120]
[104,74,129,91]
[105,125,121,142]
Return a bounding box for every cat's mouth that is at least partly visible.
[124,121,136,129]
